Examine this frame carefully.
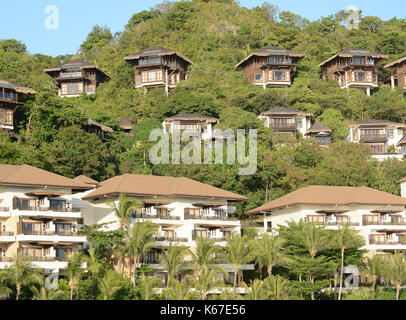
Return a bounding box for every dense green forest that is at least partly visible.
[1,0,406,217]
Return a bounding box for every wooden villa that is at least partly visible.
[124,47,193,95]
[384,56,406,93]
[235,46,306,88]
[44,60,110,97]
[0,80,35,131]
[305,120,332,145]
[319,47,388,95]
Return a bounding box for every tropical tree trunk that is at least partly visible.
[372,275,376,291]
[338,248,345,300]
[233,266,238,291]
[70,285,74,300]
[267,265,273,278]
[16,284,20,301]
[396,284,400,301]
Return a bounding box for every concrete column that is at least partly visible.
[165,69,169,97]
[391,74,395,91]
[366,87,371,96]
[263,70,266,90]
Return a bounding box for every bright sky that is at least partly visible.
[0,0,405,57]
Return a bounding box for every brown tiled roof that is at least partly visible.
[73,175,99,186]
[318,47,388,67]
[236,46,306,68]
[0,80,36,95]
[0,164,92,189]
[306,121,332,134]
[247,185,406,214]
[261,106,313,117]
[82,174,248,201]
[124,46,193,65]
[397,135,406,146]
[44,59,110,79]
[384,55,406,69]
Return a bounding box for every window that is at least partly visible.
[371,234,385,244]
[88,86,95,94]
[352,72,366,82]
[270,118,295,129]
[214,209,226,219]
[50,199,66,211]
[185,208,201,219]
[16,198,38,210]
[156,208,168,217]
[0,109,13,125]
[21,222,41,235]
[142,70,162,82]
[266,56,292,64]
[255,74,262,81]
[295,118,303,128]
[201,125,207,134]
[55,223,71,235]
[139,56,162,66]
[164,230,175,240]
[314,136,331,144]
[371,144,385,154]
[60,71,82,78]
[387,129,394,139]
[20,248,42,259]
[336,216,349,224]
[306,215,325,223]
[269,70,289,81]
[194,229,208,239]
[353,128,359,140]
[364,215,379,225]
[62,83,83,95]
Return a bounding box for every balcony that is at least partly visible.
[363,218,406,226]
[269,123,297,132]
[153,234,188,242]
[325,221,360,227]
[13,205,81,213]
[360,134,387,143]
[184,213,238,221]
[369,236,406,245]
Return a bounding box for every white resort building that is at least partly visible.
[247,185,406,256]
[81,173,253,285]
[0,164,92,284]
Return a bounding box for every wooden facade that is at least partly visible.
[319,48,388,95]
[384,56,406,93]
[44,60,110,97]
[235,46,306,88]
[124,47,193,94]
[0,80,35,131]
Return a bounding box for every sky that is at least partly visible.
[0,0,405,57]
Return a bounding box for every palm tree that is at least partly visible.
[264,275,291,300]
[126,221,157,283]
[253,234,289,277]
[30,284,66,300]
[140,276,163,300]
[365,255,384,291]
[109,193,142,230]
[241,279,270,300]
[4,255,43,300]
[0,270,12,300]
[191,238,226,278]
[113,243,129,276]
[164,278,192,300]
[382,251,406,300]
[300,222,330,259]
[98,269,122,300]
[332,223,365,300]
[86,248,102,292]
[185,266,224,300]
[225,234,255,291]
[159,245,190,288]
[66,252,85,300]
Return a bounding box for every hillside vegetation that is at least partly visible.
[1,0,406,217]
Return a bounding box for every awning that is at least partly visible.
[143,201,171,205]
[371,210,403,214]
[162,225,181,231]
[193,203,222,207]
[25,192,66,197]
[316,210,350,214]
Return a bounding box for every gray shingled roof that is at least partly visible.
[124,46,193,65]
[118,118,133,130]
[306,121,332,134]
[236,46,306,68]
[385,55,406,69]
[44,60,110,79]
[165,113,218,122]
[357,119,405,128]
[319,47,388,67]
[0,79,36,95]
[261,106,313,117]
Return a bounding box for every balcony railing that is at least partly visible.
[157,214,180,221]
[0,231,14,236]
[13,205,81,213]
[269,123,297,132]
[325,221,360,227]
[0,257,13,262]
[0,207,9,212]
[132,212,158,219]
[363,218,406,226]
[369,236,406,245]
[19,230,85,236]
[184,213,237,221]
[153,235,188,242]
[360,134,387,143]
